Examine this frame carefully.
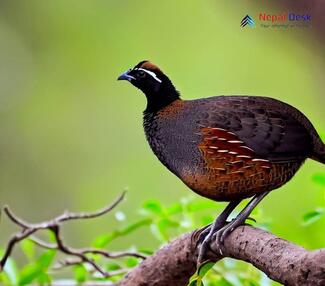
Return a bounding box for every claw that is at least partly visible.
[214,219,243,245]
[197,234,212,265]
[197,220,228,265]
[196,200,242,265]
[213,228,225,254]
[201,191,269,261]
[197,225,212,245]
[220,227,231,243]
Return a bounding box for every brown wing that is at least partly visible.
[198,127,272,178]
[195,96,312,163]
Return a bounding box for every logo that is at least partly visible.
[259,12,311,23]
[241,15,255,28]
[240,13,312,29]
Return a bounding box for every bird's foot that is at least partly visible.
[197,225,212,245]
[197,220,227,266]
[196,199,243,266]
[212,216,248,255]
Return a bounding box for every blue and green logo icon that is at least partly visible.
[241,15,255,27]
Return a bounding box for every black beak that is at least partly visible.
[117,69,135,82]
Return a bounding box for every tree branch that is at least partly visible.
[2,196,324,285]
[0,192,145,277]
[119,225,325,286]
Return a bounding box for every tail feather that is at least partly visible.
[311,142,325,164]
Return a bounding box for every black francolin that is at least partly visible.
[118,61,325,263]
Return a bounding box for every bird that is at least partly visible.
[118,60,325,264]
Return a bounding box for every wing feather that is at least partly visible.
[195,96,312,163]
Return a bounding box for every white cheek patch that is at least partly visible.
[135,68,162,83]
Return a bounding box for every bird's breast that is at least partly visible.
[143,107,201,176]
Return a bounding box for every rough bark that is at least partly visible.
[119,225,325,286]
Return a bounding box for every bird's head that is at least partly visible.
[118,61,180,113]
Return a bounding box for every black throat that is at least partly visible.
[143,78,180,114]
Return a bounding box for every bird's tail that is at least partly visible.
[311,140,325,164]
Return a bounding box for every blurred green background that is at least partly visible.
[0,0,324,271]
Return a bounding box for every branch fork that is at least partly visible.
[0,192,145,278]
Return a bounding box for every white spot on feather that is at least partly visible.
[252,158,269,162]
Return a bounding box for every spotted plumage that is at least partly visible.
[118,60,324,200]
[118,60,325,261]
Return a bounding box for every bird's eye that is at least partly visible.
[138,70,146,78]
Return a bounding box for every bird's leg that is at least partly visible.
[214,191,269,250]
[197,200,241,244]
[197,199,241,265]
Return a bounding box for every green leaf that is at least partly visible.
[312,173,325,186]
[106,262,121,271]
[125,257,139,268]
[37,250,56,269]
[93,232,119,248]
[0,272,12,285]
[19,264,42,286]
[37,272,51,285]
[119,218,152,236]
[204,274,234,286]
[188,262,215,286]
[74,264,88,283]
[166,202,183,215]
[47,231,56,243]
[302,208,324,225]
[18,250,56,286]
[213,277,234,286]
[188,279,199,286]
[157,218,179,235]
[21,239,35,261]
[150,224,166,242]
[142,200,163,215]
[197,262,215,277]
[92,218,151,248]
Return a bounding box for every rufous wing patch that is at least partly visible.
[197,127,271,178]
